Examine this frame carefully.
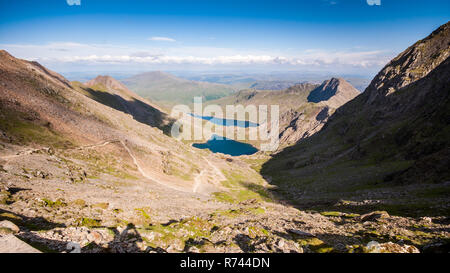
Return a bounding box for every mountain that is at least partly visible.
[122,71,236,106]
[1,37,448,252]
[249,80,303,90]
[261,22,450,217]
[181,72,371,92]
[0,50,300,253]
[85,75,138,99]
[0,50,220,192]
[76,75,173,134]
[208,79,360,146]
[307,78,360,108]
[279,78,360,144]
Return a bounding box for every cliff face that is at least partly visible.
[365,22,450,103]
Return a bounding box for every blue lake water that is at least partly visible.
[193,134,258,156]
[189,113,259,128]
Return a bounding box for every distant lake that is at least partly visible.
[189,113,259,128]
[193,134,258,156]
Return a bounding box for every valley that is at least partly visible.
[1,21,449,254]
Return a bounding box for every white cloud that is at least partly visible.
[148,37,176,42]
[322,0,338,5]
[0,42,392,70]
[48,51,389,68]
[66,0,81,6]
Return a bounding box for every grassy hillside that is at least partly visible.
[122,71,236,106]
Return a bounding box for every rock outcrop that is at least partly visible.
[307,78,360,108]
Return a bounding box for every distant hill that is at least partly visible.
[261,22,450,216]
[182,73,370,92]
[122,71,236,105]
[249,81,304,90]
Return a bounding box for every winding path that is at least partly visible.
[1,139,226,195]
[82,140,191,193]
[193,156,227,193]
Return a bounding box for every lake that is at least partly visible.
[192,134,258,156]
[189,113,259,128]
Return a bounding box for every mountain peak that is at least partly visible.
[0,49,12,57]
[307,77,360,108]
[85,75,129,93]
[366,21,450,102]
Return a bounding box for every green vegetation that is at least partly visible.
[212,169,273,204]
[320,211,342,217]
[0,110,73,148]
[135,207,152,225]
[92,202,109,210]
[296,237,334,253]
[0,191,12,205]
[64,150,139,180]
[123,72,235,105]
[248,226,270,238]
[140,217,216,251]
[72,199,87,207]
[212,207,266,218]
[77,217,101,227]
[41,198,67,208]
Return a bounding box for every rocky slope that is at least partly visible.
[0,50,227,193]
[261,22,450,219]
[79,75,173,134]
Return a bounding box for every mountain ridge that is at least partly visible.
[261,22,450,216]
[307,78,360,108]
[207,79,360,146]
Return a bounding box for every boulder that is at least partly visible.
[0,235,41,253]
[359,211,389,222]
[365,241,420,253]
[0,220,20,233]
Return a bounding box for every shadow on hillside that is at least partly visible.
[0,208,65,231]
[83,87,174,135]
[260,149,450,218]
[2,208,161,253]
[31,61,74,90]
[307,85,336,103]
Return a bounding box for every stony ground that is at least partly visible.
[1,142,449,253]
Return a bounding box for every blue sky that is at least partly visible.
[0,0,448,76]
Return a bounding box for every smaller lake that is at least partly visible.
[189,113,259,128]
[192,134,258,156]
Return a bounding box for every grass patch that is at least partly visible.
[41,198,67,208]
[77,217,101,227]
[320,211,342,217]
[212,169,273,204]
[0,111,73,149]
